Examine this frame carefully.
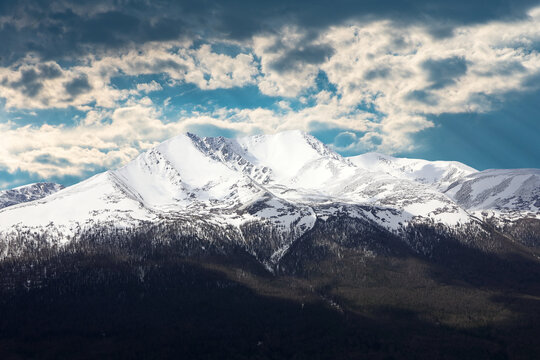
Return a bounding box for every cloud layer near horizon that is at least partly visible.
[1,0,540,187]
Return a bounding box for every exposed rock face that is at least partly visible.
[0,182,64,209]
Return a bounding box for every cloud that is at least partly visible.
[9,68,43,96]
[178,91,376,138]
[0,0,538,67]
[252,28,326,97]
[0,43,259,109]
[0,58,127,109]
[363,67,391,80]
[2,3,540,186]
[136,80,163,93]
[422,56,468,89]
[269,43,335,72]
[64,74,92,97]
[405,90,439,105]
[34,154,72,167]
[317,12,540,152]
[0,100,187,178]
[38,63,63,79]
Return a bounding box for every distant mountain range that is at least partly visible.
[1,130,538,267]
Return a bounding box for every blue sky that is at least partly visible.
[0,0,539,189]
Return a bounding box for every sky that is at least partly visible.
[0,0,540,189]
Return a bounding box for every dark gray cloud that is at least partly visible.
[364,67,391,80]
[1,62,63,99]
[422,56,468,89]
[270,44,335,72]
[38,63,63,79]
[33,154,72,166]
[64,74,92,97]
[405,90,439,105]
[522,71,540,88]
[0,0,538,66]
[481,61,528,77]
[10,69,43,96]
[138,59,188,74]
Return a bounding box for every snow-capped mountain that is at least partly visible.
[0,131,538,265]
[0,182,64,210]
[349,152,477,191]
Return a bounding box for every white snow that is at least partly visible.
[236,130,341,184]
[157,134,241,190]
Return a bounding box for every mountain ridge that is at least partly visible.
[0,131,538,267]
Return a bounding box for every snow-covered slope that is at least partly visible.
[0,173,155,240]
[0,131,537,263]
[348,153,540,225]
[445,169,540,222]
[349,153,477,191]
[0,182,64,209]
